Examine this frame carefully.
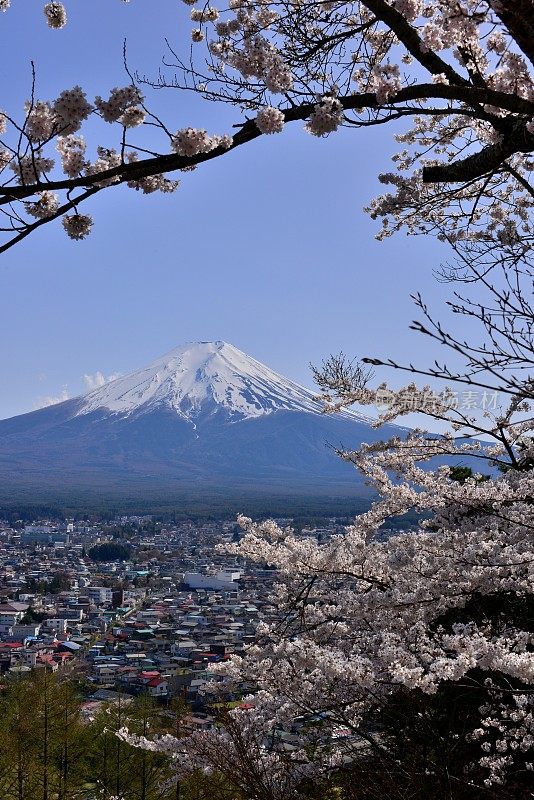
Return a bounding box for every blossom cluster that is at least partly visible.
[94,86,144,124]
[305,96,344,137]
[54,86,93,135]
[20,87,91,142]
[369,64,401,104]
[84,147,122,187]
[24,190,59,219]
[16,84,144,147]
[43,2,67,29]
[171,127,232,157]
[10,153,55,183]
[62,213,93,240]
[255,106,284,134]
[56,135,86,178]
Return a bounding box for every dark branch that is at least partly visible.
[493,0,534,68]
[423,123,534,183]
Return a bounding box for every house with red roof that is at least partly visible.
[147,676,168,697]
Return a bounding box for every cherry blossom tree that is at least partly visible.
[116,236,534,796]
[0,0,532,258]
[116,256,534,798]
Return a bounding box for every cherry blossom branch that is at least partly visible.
[0,83,531,208]
[0,186,101,254]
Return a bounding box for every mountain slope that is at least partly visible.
[0,341,397,505]
[75,341,371,422]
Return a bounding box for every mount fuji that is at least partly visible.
[75,340,358,422]
[0,342,400,508]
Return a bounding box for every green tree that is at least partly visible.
[1,676,42,800]
[89,693,137,799]
[48,572,72,595]
[89,542,132,562]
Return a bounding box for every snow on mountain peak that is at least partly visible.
[76,341,370,422]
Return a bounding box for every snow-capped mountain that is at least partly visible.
[76,340,369,422]
[0,341,390,508]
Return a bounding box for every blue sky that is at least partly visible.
[0,0,456,419]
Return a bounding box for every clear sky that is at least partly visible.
[0,0,457,420]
